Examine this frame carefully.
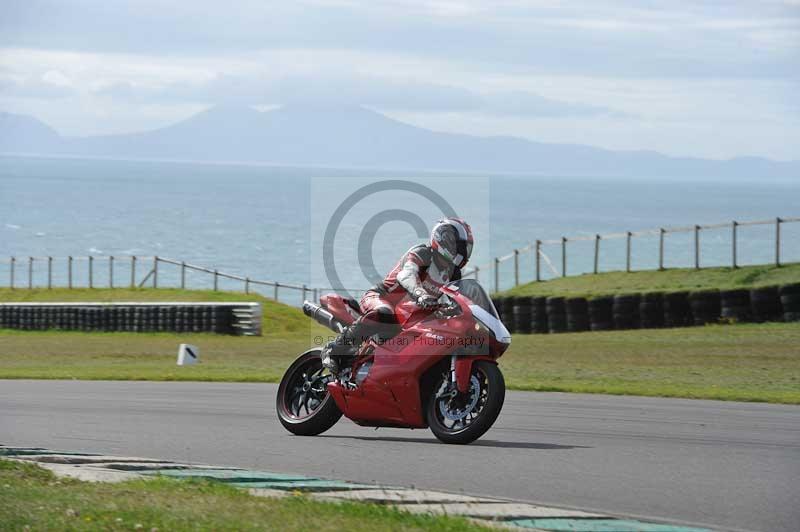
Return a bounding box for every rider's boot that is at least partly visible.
[320,320,367,373]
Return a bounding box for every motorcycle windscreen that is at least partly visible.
[445,279,500,318]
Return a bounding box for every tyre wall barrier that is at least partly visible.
[565,297,589,332]
[688,290,721,325]
[588,296,613,331]
[639,292,664,329]
[490,296,549,333]
[663,291,691,328]
[780,283,800,322]
[501,298,516,332]
[720,289,751,323]
[750,286,781,322]
[531,296,549,334]
[512,296,533,334]
[0,302,262,335]
[471,282,798,337]
[613,294,641,330]
[546,296,567,333]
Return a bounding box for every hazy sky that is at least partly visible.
[1,1,798,160]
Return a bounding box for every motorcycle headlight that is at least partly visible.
[462,320,492,355]
[474,318,493,338]
[469,304,512,345]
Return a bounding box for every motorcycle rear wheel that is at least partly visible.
[276,348,342,436]
[427,361,505,445]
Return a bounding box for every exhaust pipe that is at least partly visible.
[302,301,344,333]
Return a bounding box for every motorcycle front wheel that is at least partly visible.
[276,348,342,436]
[427,361,505,444]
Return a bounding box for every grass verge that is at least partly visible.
[503,263,800,298]
[0,459,486,531]
[1,286,798,403]
[503,323,800,403]
[0,322,798,403]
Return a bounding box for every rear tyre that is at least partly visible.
[276,349,342,436]
[427,361,505,445]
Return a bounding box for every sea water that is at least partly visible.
[1,155,797,299]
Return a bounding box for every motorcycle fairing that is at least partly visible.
[469,304,512,345]
[327,378,408,426]
[327,332,451,428]
[327,300,492,427]
[325,279,510,429]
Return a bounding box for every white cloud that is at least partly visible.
[0,72,74,99]
[0,1,797,159]
[87,70,623,118]
[41,70,72,88]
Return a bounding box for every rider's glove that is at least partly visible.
[413,288,438,309]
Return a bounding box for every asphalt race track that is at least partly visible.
[2,380,798,532]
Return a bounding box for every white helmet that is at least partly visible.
[430,218,473,268]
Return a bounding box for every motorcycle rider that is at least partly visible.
[321,217,474,372]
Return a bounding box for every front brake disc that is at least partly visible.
[439,375,481,421]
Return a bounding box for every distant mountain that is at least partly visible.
[1,105,797,180]
[0,112,63,153]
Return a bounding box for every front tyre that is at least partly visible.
[277,348,342,436]
[427,361,505,445]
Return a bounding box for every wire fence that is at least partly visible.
[462,216,800,293]
[2,216,797,303]
[0,255,363,307]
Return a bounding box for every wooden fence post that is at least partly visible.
[775,217,782,267]
[694,225,700,269]
[9,257,14,289]
[213,269,218,291]
[535,240,541,282]
[28,257,33,289]
[88,256,94,288]
[130,256,136,288]
[626,232,632,272]
[68,256,73,289]
[561,237,567,277]
[513,249,519,286]
[732,221,738,268]
[658,228,665,270]
[181,262,186,289]
[109,256,114,288]
[593,234,600,274]
[245,277,250,294]
[47,257,52,289]
[153,256,158,288]
[274,282,279,301]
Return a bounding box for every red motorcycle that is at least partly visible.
[276,279,511,444]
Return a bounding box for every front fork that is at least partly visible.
[437,354,495,398]
[435,354,461,400]
[453,354,473,393]
[438,354,475,395]
[454,353,496,393]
